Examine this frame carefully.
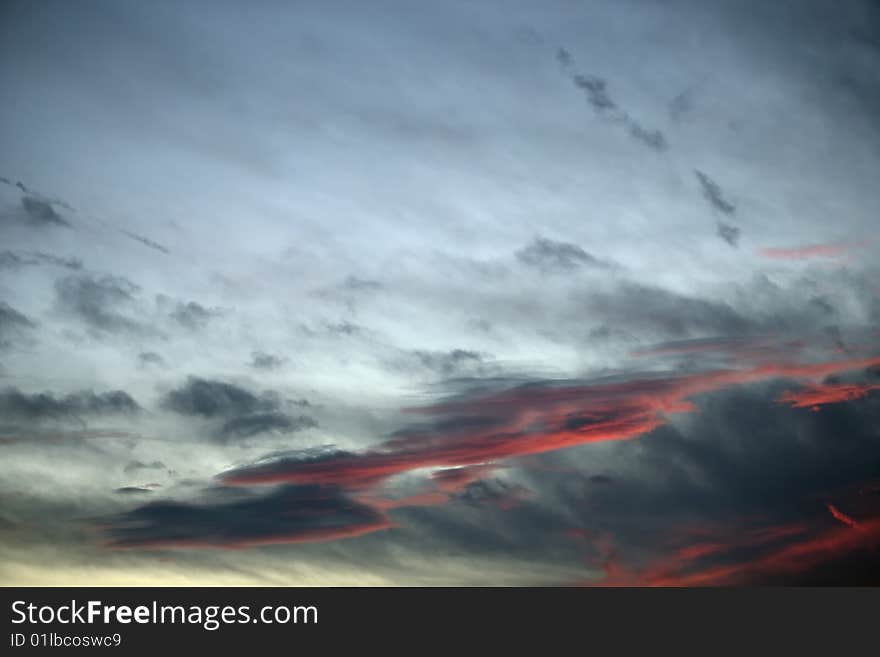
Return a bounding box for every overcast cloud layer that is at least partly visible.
[1,0,879,585]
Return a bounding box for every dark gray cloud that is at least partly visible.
[3,178,168,257]
[168,300,219,330]
[219,412,317,439]
[121,230,170,255]
[516,236,609,273]
[137,351,165,368]
[412,349,487,376]
[326,321,361,336]
[208,347,880,584]
[31,251,83,270]
[20,196,71,228]
[716,221,741,247]
[249,351,286,370]
[0,387,140,423]
[669,78,706,122]
[384,348,494,380]
[572,74,617,112]
[695,170,736,215]
[0,302,36,348]
[0,250,83,271]
[342,276,382,292]
[162,377,316,440]
[114,486,155,495]
[54,274,153,336]
[124,459,166,474]
[454,478,531,509]
[542,377,880,584]
[0,177,74,211]
[562,52,668,152]
[102,484,391,549]
[555,47,573,69]
[585,282,751,338]
[627,122,668,151]
[0,251,28,270]
[162,377,275,418]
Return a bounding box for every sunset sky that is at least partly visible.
[1,0,879,585]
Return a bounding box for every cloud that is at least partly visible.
[0,302,36,348]
[627,122,668,151]
[585,282,752,337]
[54,274,153,336]
[0,429,134,445]
[137,351,165,368]
[120,230,170,255]
[695,171,736,215]
[162,377,317,439]
[249,351,286,370]
[572,74,617,112]
[326,321,361,336]
[632,336,775,359]
[161,377,276,418]
[3,177,169,256]
[342,276,382,292]
[396,349,489,378]
[0,250,82,271]
[124,460,166,474]
[20,197,71,228]
[694,172,740,247]
[0,177,73,211]
[758,243,851,260]
[32,251,83,270]
[516,237,609,273]
[220,353,880,489]
[778,382,880,410]
[826,503,861,529]
[558,356,880,585]
[668,77,707,122]
[219,412,317,439]
[0,387,141,423]
[555,47,573,70]
[168,301,219,330]
[562,51,668,152]
[2,0,879,585]
[102,484,392,549]
[635,518,880,586]
[0,251,27,270]
[114,486,156,495]
[716,222,741,248]
[369,463,500,509]
[453,477,532,510]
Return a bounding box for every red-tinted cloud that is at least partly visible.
[107,350,880,554]
[585,507,880,586]
[647,518,880,586]
[221,355,880,488]
[758,243,850,260]
[364,464,498,509]
[826,504,861,530]
[779,383,880,411]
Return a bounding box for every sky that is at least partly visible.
[1,0,879,586]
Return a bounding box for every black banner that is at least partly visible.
[2,587,878,651]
